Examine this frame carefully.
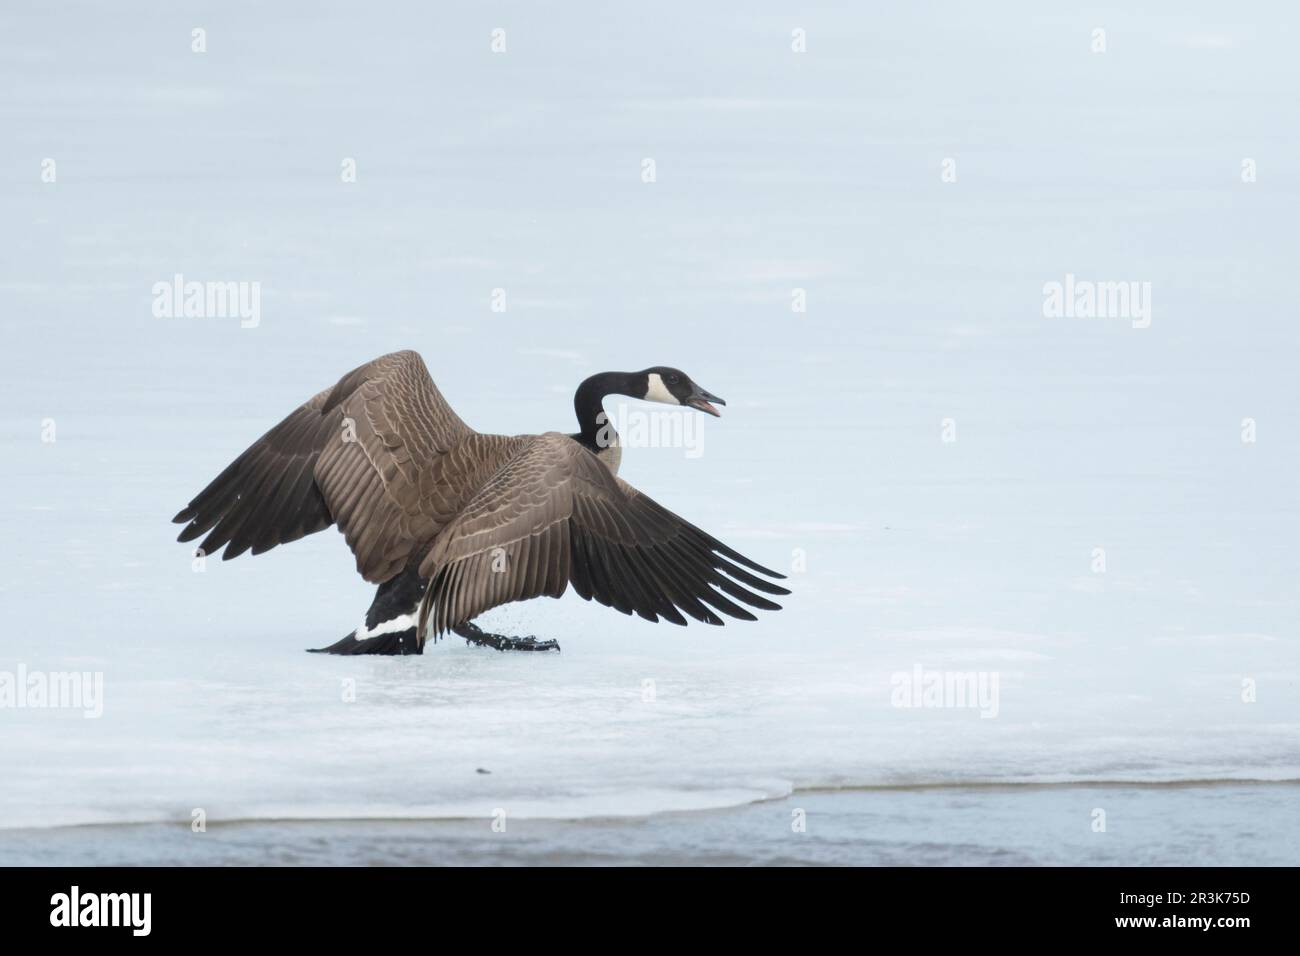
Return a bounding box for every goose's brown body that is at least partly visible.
[173,350,788,651]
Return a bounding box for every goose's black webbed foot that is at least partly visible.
[453,621,560,653]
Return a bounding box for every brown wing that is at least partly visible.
[416,432,790,636]
[173,350,476,582]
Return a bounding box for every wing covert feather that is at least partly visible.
[417,433,789,635]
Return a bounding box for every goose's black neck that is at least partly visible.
[573,371,636,451]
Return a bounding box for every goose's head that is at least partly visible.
[636,366,726,417]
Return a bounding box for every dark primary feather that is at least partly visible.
[172,350,478,582]
[416,433,788,637]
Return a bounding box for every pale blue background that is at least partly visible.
[1,2,1296,860]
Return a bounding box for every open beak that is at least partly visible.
[686,385,725,417]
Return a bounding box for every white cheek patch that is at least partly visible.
[644,372,680,405]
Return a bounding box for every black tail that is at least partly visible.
[309,629,422,656]
[308,567,428,656]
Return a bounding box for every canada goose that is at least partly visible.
[172,350,789,654]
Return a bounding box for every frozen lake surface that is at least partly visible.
[3,783,1296,866]
[1,3,1297,862]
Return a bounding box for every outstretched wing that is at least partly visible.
[416,432,789,636]
[173,350,475,582]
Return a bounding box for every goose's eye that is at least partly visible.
[667,374,680,385]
